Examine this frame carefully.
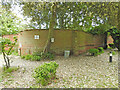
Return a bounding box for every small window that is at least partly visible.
[34,35,39,39]
[51,38,54,42]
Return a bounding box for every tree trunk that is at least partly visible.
[3,52,8,68]
[2,52,10,68]
[43,3,56,53]
[60,15,64,29]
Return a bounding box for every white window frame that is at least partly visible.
[34,35,39,39]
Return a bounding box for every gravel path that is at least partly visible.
[0,50,118,88]
[0,55,5,67]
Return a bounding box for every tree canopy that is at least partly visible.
[0,3,28,35]
[20,2,119,31]
[1,1,120,51]
[21,2,103,30]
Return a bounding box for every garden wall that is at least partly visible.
[18,29,106,56]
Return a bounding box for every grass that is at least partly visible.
[3,66,19,73]
[0,66,19,83]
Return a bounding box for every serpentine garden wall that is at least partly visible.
[18,29,106,56]
[2,29,113,56]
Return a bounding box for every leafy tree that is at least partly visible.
[0,9,20,35]
[0,3,29,35]
[22,2,101,30]
[4,2,120,52]
[86,2,120,50]
[0,4,22,68]
[0,37,17,68]
[20,2,100,53]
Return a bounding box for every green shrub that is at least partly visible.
[23,52,55,61]
[33,51,42,56]
[98,47,104,54]
[107,51,116,55]
[31,55,41,61]
[21,56,25,59]
[33,51,55,60]
[89,48,99,56]
[3,66,19,73]
[108,46,113,49]
[25,54,32,60]
[112,51,116,55]
[109,43,116,49]
[33,61,59,86]
[43,52,55,60]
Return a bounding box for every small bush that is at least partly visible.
[33,61,59,86]
[31,55,41,61]
[23,52,55,61]
[112,51,116,55]
[108,46,113,50]
[0,67,19,82]
[107,51,116,55]
[3,66,19,73]
[109,43,116,49]
[21,56,25,59]
[43,52,55,60]
[25,54,32,60]
[89,48,99,56]
[33,51,42,56]
[98,47,104,54]
[33,52,55,60]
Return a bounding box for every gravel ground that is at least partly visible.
[0,49,118,88]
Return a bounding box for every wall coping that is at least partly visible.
[20,29,102,35]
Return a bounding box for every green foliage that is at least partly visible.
[33,51,42,56]
[33,51,55,60]
[87,23,110,35]
[21,56,25,59]
[107,46,113,50]
[89,47,104,56]
[21,2,105,30]
[112,51,116,55]
[98,47,104,54]
[89,48,99,56]
[108,43,116,49]
[31,55,41,61]
[3,66,19,73]
[0,37,18,55]
[0,66,19,82]
[30,85,39,88]
[108,28,120,51]
[0,36,17,68]
[0,7,27,35]
[87,26,102,35]
[25,54,32,60]
[0,9,19,35]
[12,50,19,56]
[21,54,41,61]
[33,61,59,86]
[107,51,116,55]
[42,52,55,60]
